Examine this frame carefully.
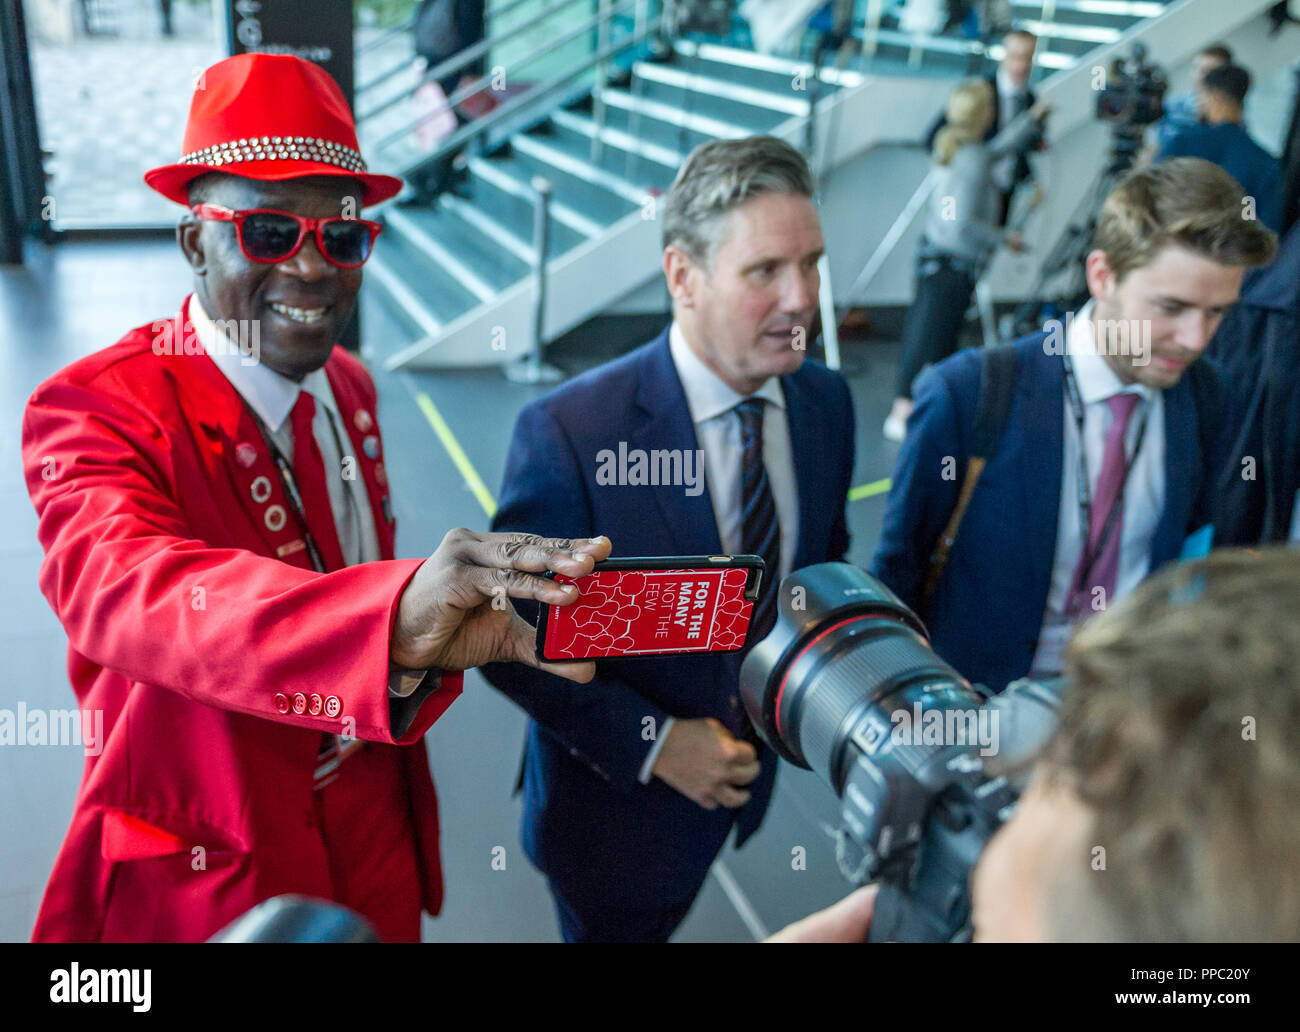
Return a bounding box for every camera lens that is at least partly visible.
[740,563,979,794]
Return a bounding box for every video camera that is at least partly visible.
[1095,42,1168,164]
[740,564,1064,942]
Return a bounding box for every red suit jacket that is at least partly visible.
[22,295,463,942]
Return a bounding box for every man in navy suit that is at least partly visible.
[1155,64,1284,233]
[481,136,855,942]
[872,158,1277,692]
[1205,219,1300,545]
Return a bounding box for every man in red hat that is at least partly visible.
[22,52,610,943]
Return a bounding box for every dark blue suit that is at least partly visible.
[1157,123,1283,232]
[1207,220,1300,544]
[481,329,854,939]
[870,334,1216,692]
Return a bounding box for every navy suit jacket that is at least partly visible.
[1207,219,1300,543]
[481,329,855,908]
[870,333,1215,693]
[1157,123,1283,233]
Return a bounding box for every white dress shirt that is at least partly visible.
[668,322,800,577]
[1029,301,1166,678]
[189,294,425,699]
[638,323,802,783]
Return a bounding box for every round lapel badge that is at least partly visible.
[250,475,273,504]
[264,504,287,532]
[235,442,258,468]
[362,435,380,459]
[354,409,373,432]
[374,462,387,486]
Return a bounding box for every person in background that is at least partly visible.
[1147,43,1232,156]
[407,0,488,204]
[1205,220,1300,545]
[884,77,1049,442]
[1155,64,1283,233]
[925,28,1043,228]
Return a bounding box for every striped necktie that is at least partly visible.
[736,397,782,646]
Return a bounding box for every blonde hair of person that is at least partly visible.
[932,78,996,167]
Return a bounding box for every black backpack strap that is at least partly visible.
[920,345,1019,611]
[971,345,1019,459]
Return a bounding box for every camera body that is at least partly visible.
[740,563,1063,942]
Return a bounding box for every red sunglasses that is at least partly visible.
[189,203,382,269]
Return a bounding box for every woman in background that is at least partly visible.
[884,77,1049,441]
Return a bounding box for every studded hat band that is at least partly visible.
[179,135,367,173]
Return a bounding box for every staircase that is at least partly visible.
[354,0,1272,371]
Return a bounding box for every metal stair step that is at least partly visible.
[630,62,797,133]
[384,203,531,297]
[1010,0,1167,26]
[493,145,640,231]
[545,109,681,193]
[369,228,482,330]
[671,39,865,93]
[465,155,596,251]
[597,87,751,150]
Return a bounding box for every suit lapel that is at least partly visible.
[1019,342,1065,610]
[631,332,723,556]
[172,305,317,572]
[780,372,819,571]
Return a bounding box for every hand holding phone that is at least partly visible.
[535,555,764,662]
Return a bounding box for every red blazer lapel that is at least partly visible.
[170,297,317,571]
[325,358,396,561]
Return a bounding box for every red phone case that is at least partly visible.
[536,556,763,661]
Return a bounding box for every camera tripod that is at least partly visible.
[1010,126,1144,338]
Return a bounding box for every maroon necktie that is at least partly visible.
[1066,392,1141,618]
[289,391,346,573]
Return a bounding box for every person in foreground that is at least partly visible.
[22,52,610,943]
[772,546,1300,942]
[482,135,855,942]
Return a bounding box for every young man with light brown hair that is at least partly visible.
[873,157,1277,693]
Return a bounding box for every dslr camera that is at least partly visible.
[740,564,1064,942]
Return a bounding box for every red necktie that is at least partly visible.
[1067,392,1141,618]
[289,391,346,573]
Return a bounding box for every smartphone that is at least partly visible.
[535,555,764,662]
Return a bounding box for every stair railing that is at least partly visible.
[360,0,668,184]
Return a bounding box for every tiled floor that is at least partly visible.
[0,235,903,942]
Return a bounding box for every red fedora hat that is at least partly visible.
[144,53,403,207]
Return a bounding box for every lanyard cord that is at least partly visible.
[249,411,328,574]
[1062,353,1150,592]
[320,405,363,564]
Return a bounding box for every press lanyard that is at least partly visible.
[1062,353,1150,592]
[250,411,329,574]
